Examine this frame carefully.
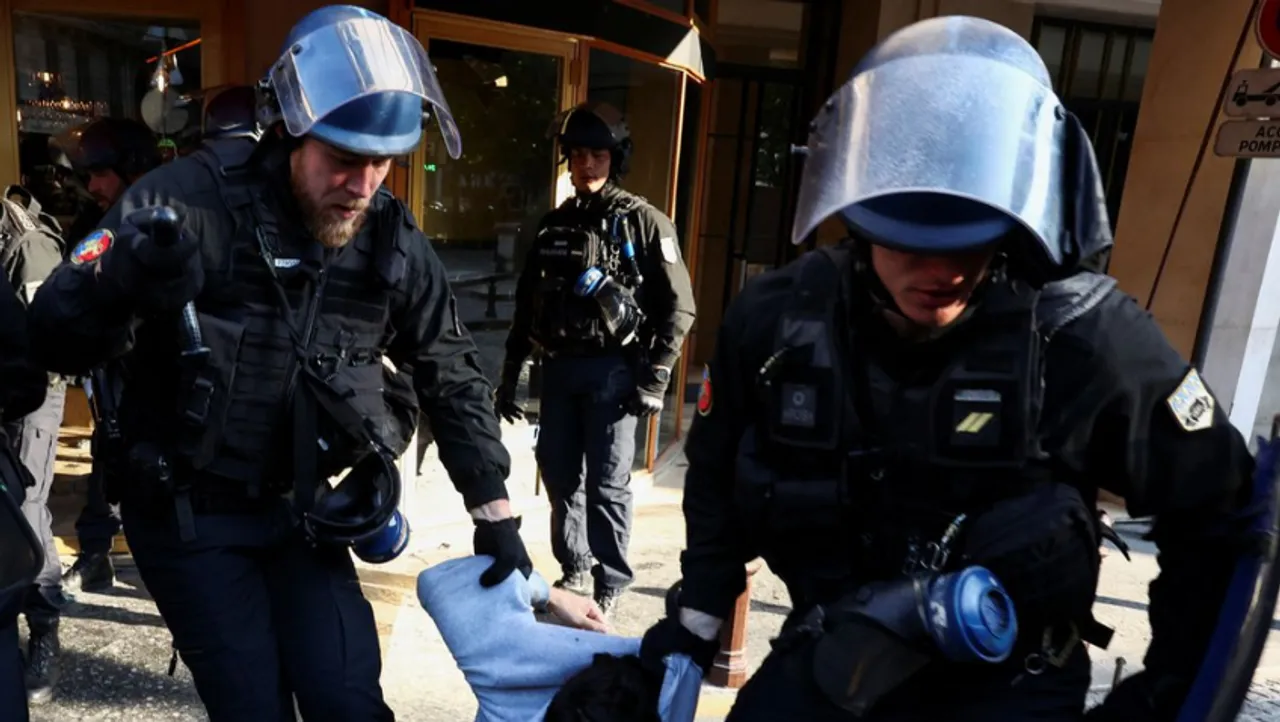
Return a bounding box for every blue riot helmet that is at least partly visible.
[302,447,411,564]
[258,5,461,159]
[792,16,1082,277]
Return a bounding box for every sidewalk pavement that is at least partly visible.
[24,444,1280,720]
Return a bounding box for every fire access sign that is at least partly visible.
[1214,0,1280,158]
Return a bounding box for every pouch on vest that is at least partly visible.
[927,283,1040,469]
[531,222,608,347]
[177,312,247,471]
[957,481,1109,646]
[762,253,847,452]
[735,427,847,534]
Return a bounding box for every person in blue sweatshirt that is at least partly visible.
[418,555,703,722]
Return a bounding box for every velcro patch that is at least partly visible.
[1166,367,1215,432]
[70,229,114,265]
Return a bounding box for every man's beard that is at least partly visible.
[290,173,368,248]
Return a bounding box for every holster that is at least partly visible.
[128,442,195,541]
[807,583,935,717]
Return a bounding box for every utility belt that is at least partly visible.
[122,442,287,534]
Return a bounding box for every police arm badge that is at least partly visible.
[659,236,679,264]
[697,364,713,416]
[1166,368,1215,432]
[70,229,114,266]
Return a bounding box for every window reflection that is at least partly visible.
[14,12,200,227]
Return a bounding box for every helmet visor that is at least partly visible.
[269,16,461,159]
[791,53,1067,266]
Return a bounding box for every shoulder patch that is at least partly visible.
[659,236,679,264]
[1166,367,1215,432]
[70,229,114,265]
[697,365,713,416]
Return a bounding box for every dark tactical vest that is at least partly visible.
[179,140,411,496]
[735,246,1116,610]
[529,193,643,354]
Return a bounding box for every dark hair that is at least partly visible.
[544,654,661,722]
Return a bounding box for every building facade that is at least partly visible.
[0,0,1271,476]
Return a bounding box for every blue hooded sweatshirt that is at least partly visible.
[417,556,702,722]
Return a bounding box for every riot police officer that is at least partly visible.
[58,117,161,243]
[26,6,531,720]
[56,117,162,594]
[497,101,696,614]
[639,17,1261,721]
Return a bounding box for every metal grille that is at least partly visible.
[1032,17,1154,226]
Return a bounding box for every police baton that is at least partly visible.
[129,206,209,361]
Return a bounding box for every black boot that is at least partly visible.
[62,552,115,592]
[553,569,592,597]
[24,620,59,705]
[593,587,625,618]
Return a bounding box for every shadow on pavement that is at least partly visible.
[30,647,199,710]
[60,599,166,628]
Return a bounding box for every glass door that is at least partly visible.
[410,13,583,384]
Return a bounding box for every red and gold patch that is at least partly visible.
[696,365,713,416]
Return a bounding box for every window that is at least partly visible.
[14,13,200,228]
[1032,17,1154,230]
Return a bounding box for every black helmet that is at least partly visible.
[549,101,633,177]
[60,117,161,179]
[202,84,261,141]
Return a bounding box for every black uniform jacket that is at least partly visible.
[506,182,696,370]
[26,150,512,510]
[682,251,1254,694]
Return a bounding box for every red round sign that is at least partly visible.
[1259,0,1280,60]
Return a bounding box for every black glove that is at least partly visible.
[639,615,721,681]
[493,360,524,424]
[473,516,533,587]
[629,364,670,418]
[98,206,203,314]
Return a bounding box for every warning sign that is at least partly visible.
[1224,68,1280,118]
[1214,119,1280,158]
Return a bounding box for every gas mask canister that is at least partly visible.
[574,266,645,345]
[302,448,411,564]
[811,558,1018,717]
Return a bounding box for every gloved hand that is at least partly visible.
[629,364,669,418]
[98,206,203,314]
[493,360,524,424]
[639,615,721,682]
[473,516,533,587]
